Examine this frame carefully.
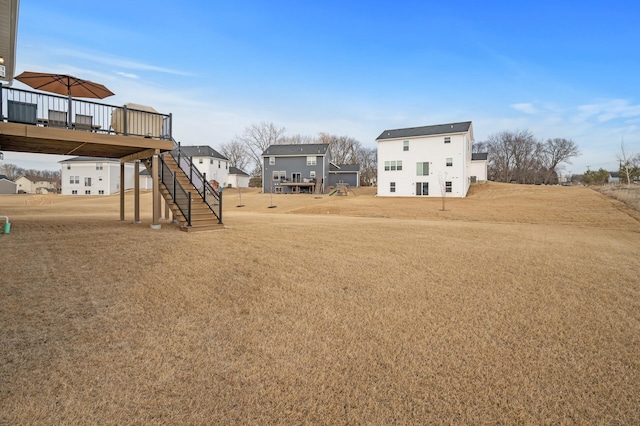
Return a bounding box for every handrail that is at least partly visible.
[169,139,223,224]
[159,155,192,226]
[1,86,172,140]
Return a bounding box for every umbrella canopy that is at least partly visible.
[15,71,114,99]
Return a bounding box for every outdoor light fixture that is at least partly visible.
[0,56,4,64]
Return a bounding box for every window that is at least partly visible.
[273,170,286,180]
[84,177,91,187]
[69,176,74,184]
[307,156,317,166]
[96,163,103,170]
[310,171,316,178]
[98,190,105,195]
[416,182,429,196]
[390,182,396,193]
[403,140,409,151]
[445,181,452,193]
[210,159,213,164]
[70,176,79,184]
[384,160,402,171]
[67,164,71,170]
[218,160,221,169]
[71,190,77,195]
[446,158,453,167]
[269,157,275,165]
[85,190,91,195]
[99,176,103,181]
[416,162,429,176]
[199,158,203,164]
[444,137,451,144]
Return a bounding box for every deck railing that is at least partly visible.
[159,156,192,227]
[0,86,172,140]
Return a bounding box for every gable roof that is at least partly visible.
[376,121,473,141]
[330,164,360,172]
[472,152,488,161]
[177,145,227,160]
[262,143,329,157]
[229,166,249,176]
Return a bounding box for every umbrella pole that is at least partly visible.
[67,94,72,128]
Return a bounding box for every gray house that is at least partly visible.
[0,175,17,194]
[328,164,360,188]
[262,144,331,194]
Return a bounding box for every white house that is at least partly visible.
[227,166,250,188]
[376,121,486,197]
[60,157,135,195]
[178,145,229,188]
[14,175,58,194]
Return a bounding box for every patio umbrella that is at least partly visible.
[15,71,114,126]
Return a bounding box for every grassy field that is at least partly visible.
[1,183,639,424]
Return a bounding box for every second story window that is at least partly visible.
[446,158,453,167]
[96,163,103,170]
[307,156,317,166]
[403,141,409,151]
[444,137,451,144]
[269,157,275,165]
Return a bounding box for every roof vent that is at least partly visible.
[451,124,453,128]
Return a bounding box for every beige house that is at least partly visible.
[14,176,58,194]
[0,175,17,194]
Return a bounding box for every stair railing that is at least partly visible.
[159,155,192,227]
[169,139,223,224]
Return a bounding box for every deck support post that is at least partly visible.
[134,160,140,223]
[151,150,161,229]
[120,162,125,221]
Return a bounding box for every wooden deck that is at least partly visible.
[0,121,173,161]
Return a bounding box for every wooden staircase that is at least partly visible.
[144,155,224,232]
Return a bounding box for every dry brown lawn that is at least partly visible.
[1,183,639,424]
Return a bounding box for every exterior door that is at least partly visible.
[416,182,428,196]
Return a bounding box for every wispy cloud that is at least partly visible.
[53,47,193,77]
[510,103,538,114]
[115,71,140,79]
[577,99,640,123]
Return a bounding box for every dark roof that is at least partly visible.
[60,156,119,163]
[139,169,150,176]
[0,174,8,180]
[262,143,329,156]
[609,172,620,178]
[376,121,472,140]
[177,145,227,160]
[472,152,488,161]
[229,166,249,176]
[330,164,360,172]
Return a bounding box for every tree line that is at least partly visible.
[476,130,580,185]
[218,122,377,185]
[0,162,61,181]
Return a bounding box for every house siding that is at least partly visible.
[328,171,359,187]
[0,179,17,194]
[60,159,135,195]
[263,154,329,193]
[377,126,473,197]
[191,156,229,187]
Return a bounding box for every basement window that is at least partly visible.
[446,158,453,167]
[446,181,452,192]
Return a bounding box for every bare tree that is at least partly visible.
[233,122,286,175]
[438,172,448,211]
[355,146,377,186]
[472,141,487,154]
[618,137,638,186]
[318,133,361,164]
[280,134,315,145]
[219,140,251,172]
[541,138,580,184]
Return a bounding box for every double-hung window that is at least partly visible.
[403,141,409,151]
[416,162,429,176]
[307,156,317,166]
[446,158,453,167]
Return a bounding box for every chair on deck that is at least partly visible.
[48,110,68,128]
[7,100,38,125]
[74,114,94,131]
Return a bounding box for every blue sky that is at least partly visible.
[4,0,640,176]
